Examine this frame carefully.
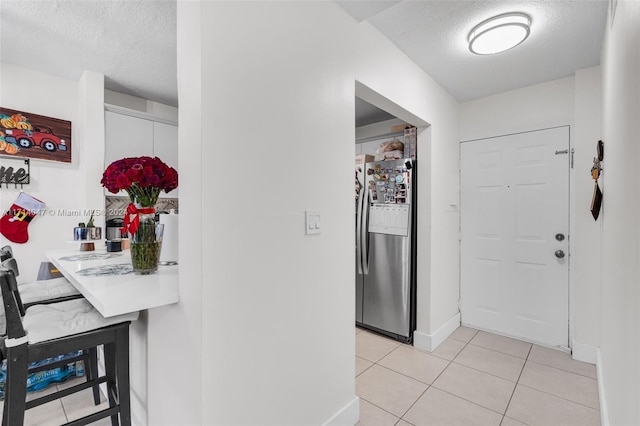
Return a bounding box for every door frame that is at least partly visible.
[355,81,431,341]
[459,125,574,351]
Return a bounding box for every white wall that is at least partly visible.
[0,63,104,282]
[599,1,640,424]
[572,67,603,359]
[459,72,603,358]
[179,2,358,424]
[172,1,461,424]
[459,76,575,141]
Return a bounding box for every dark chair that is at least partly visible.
[0,245,82,309]
[0,267,138,425]
[1,253,97,405]
[1,257,82,312]
[0,246,12,262]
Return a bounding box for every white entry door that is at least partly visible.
[460,126,570,348]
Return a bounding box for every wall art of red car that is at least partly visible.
[3,126,67,152]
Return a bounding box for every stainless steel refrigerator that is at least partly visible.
[355,158,416,343]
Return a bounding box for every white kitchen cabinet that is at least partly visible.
[105,111,154,166]
[153,121,178,198]
[104,108,178,198]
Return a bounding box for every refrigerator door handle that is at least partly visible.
[356,186,364,274]
[362,188,370,274]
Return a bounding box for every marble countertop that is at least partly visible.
[47,248,179,317]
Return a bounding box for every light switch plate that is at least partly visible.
[305,210,321,235]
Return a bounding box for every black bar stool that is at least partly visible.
[0,267,138,425]
[0,246,12,262]
[0,252,96,405]
[0,247,83,323]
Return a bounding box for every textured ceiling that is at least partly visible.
[339,0,608,101]
[0,0,608,112]
[0,0,177,107]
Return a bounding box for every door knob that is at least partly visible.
[555,250,565,259]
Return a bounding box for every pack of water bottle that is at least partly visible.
[0,351,85,399]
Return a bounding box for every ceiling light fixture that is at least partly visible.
[468,12,531,55]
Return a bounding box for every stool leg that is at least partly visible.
[3,345,28,426]
[115,326,131,426]
[104,341,119,426]
[88,347,101,405]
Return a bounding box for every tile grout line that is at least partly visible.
[448,357,524,383]
[466,337,597,380]
[434,330,477,378]
[465,332,597,376]
[57,380,73,424]
[525,358,599,380]
[358,328,600,425]
[439,331,531,421]
[427,330,522,418]
[446,332,528,388]
[439,332,600,419]
[434,329,519,418]
[355,355,376,377]
[516,344,601,412]
[396,415,417,426]
[429,335,596,387]
[429,385,509,418]
[373,342,403,364]
[356,330,402,367]
[357,395,404,421]
[397,385,430,422]
[357,339,416,421]
[373,362,434,386]
[501,343,533,424]
[467,341,531,360]
[361,334,445,421]
[397,330,480,422]
[374,343,425,420]
[359,329,531,423]
[516,382,601,412]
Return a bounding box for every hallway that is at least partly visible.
[356,326,600,426]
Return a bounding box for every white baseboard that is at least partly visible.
[413,312,461,352]
[322,396,359,426]
[596,348,610,426]
[571,339,598,365]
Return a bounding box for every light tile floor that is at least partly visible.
[356,326,601,426]
[0,375,111,426]
[0,326,600,426]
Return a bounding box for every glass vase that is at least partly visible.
[128,212,164,274]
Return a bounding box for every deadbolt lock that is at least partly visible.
[555,233,565,242]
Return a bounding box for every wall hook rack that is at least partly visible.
[0,157,30,189]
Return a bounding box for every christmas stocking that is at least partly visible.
[0,192,45,244]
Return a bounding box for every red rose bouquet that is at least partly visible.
[101,156,178,207]
[101,157,178,274]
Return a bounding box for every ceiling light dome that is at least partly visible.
[468,12,531,55]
